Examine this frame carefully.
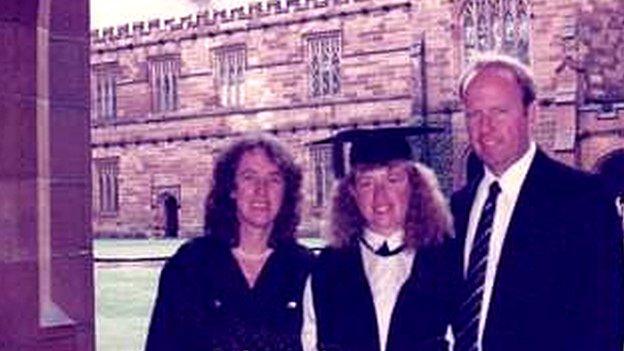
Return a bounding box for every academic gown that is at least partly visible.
[311,238,460,351]
[145,236,314,351]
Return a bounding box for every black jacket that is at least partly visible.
[145,236,314,351]
[451,150,624,351]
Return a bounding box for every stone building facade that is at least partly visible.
[90,0,624,238]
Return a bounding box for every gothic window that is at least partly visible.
[476,13,490,51]
[461,0,530,63]
[307,32,341,98]
[463,9,476,62]
[149,56,179,113]
[92,64,117,120]
[516,1,530,63]
[214,46,246,107]
[310,145,334,207]
[95,157,119,216]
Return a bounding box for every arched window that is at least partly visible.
[461,0,530,63]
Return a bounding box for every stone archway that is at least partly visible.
[153,185,181,237]
[0,1,93,350]
[163,194,179,238]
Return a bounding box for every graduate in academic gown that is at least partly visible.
[146,134,314,351]
[301,128,460,351]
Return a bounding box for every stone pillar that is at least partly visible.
[550,20,581,167]
[0,1,93,350]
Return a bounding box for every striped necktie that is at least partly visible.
[455,181,501,351]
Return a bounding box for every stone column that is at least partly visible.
[0,1,93,350]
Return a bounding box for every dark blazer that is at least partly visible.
[451,149,624,351]
[311,239,460,351]
[145,236,314,351]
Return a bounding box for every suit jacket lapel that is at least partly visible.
[453,176,482,274]
[493,149,550,277]
[484,149,552,343]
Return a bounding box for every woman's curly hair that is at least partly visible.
[204,133,302,247]
[328,161,454,249]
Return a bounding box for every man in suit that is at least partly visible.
[451,53,624,351]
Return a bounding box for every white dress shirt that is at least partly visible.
[301,229,414,351]
[463,141,536,351]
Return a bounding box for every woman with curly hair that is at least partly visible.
[146,133,314,351]
[301,128,460,351]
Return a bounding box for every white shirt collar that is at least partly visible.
[363,228,405,252]
[482,141,536,198]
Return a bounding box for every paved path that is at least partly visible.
[93,237,325,261]
[93,238,188,261]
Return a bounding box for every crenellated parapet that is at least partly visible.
[91,0,410,49]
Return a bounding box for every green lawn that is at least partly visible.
[95,262,163,351]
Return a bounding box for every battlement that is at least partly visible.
[90,0,402,44]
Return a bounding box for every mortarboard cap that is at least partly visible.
[310,126,443,178]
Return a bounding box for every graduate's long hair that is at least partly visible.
[204,133,302,247]
[328,161,454,249]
